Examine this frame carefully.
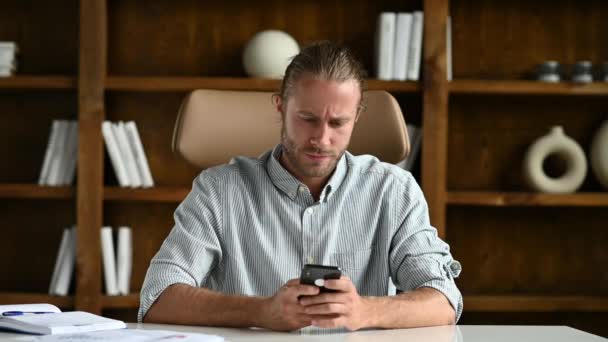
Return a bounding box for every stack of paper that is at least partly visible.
[102,121,154,188]
[0,42,17,77]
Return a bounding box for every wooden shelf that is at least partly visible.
[447,192,608,207]
[449,80,608,96]
[465,295,608,312]
[0,183,75,200]
[0,292,74,308]
[105,76,421,93]
[0,75,76,90]
[102,294,140,309]
[104,186,189,202]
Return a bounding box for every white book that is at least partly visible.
[0,304,126,335]
[60,121,78,185]
[125,121,154,188]
[407,11,424,81]
[39,121,61,185]
[116,226,133,295]
[114,122,142,188]
[0,48,15,66]
[102,121,130,187]
[46,120,69,186]
[49,229,71,295]
[392,13,413,81]
[375,12,396,80]
[101,227,119,296]
[404,124,423,171]
[447,16,452,81]
[53,226,76,296]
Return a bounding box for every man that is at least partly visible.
[139,41,462,332]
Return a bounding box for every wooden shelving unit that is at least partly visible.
[1,0,606,335]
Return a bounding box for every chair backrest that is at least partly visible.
[172,89,409,169]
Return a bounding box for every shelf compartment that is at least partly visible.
[105,76,421,93]
[104,186,189,202]
[0,76,77,90]
[450,80,608,96]
[0,292,74,309]
[102,294,140,309]
[0,183,74,199]
[448,192,608,207]
[465,295,608,312]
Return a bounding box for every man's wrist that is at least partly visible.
[360,296,382,329]
[247,296,270,328]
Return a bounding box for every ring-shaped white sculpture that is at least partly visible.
[523,126,587,193]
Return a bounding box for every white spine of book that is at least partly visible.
[407,11,424,81]
[102,121,130,187]
[375,12,396,80]
[447,16,453,81]
[125,121,154,188]
[101,226,119,296]
[60,121,78,185]
[46,120,69,186]
[114,121,142,188]
[116,226,132,295]
[392,13,413,81]
[39,120,61,186]
[54,225,76,296]
[49,228,71,295]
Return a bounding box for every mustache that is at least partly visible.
[303,147,336,157]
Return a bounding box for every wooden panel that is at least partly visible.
[102,308,139,323]
[465,295,608,312]
[448,206,608,295]
[447,95,608,191]
[107,0,422,76]
[0,199,74,292]
[460,312,608,338]
[106,76,421,93]
[105,92,203,186]
[102,294,140,309]
[76,0,106,314]
[104,202,178,294]
[451,0,608,80]
[422,0,449,236]
[0,76,76,90]
[0,184,74,200]
[450,80,608,96]
[0,0,78,74]
[0,92,76,182]
[447,192,608,207]
[104,186,189,203]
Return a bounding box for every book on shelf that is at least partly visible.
[39,120,78,186]
[102,120,154,188]
[101,226,133,296]
[49,226,76,297]
[0,41,17,77]
[0,303,125,335]
[375,11,424,81]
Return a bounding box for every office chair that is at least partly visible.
[172,89,410,168]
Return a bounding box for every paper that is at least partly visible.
[33,329,224,342]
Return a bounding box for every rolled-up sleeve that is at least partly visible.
[389,176,463,321]
[138,171,223,322]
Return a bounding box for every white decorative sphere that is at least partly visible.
[242,30,300,79]
[523,126,587,194]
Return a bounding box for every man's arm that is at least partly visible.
[144,280,321,331]
[300,278,455,330]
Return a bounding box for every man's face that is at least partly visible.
[277,74,360,181]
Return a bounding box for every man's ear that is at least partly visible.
[272,94,283,115]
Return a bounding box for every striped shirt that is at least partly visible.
[139,145,463,330]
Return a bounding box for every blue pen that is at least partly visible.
[2,311,55,317]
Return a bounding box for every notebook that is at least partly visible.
[0,304,126,335]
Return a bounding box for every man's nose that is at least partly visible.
[311,124,331,148]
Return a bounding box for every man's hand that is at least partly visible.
[298,276,371,331]
[261,278,320,331]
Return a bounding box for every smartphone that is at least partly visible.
[300,264,342,293]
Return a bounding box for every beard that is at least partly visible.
[280,125,345,178]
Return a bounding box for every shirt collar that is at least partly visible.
[266,144,348,202]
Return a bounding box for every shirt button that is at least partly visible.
[298,186,306,193]
[307,256,314,263]
[306,208,314,214]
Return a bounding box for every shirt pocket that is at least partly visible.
[330,248,373,285]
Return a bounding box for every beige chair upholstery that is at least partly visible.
[172,89,410,169]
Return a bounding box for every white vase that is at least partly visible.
[590,119,608,189]
[523,126,587,193]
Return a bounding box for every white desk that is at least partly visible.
[0,324,605,341]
